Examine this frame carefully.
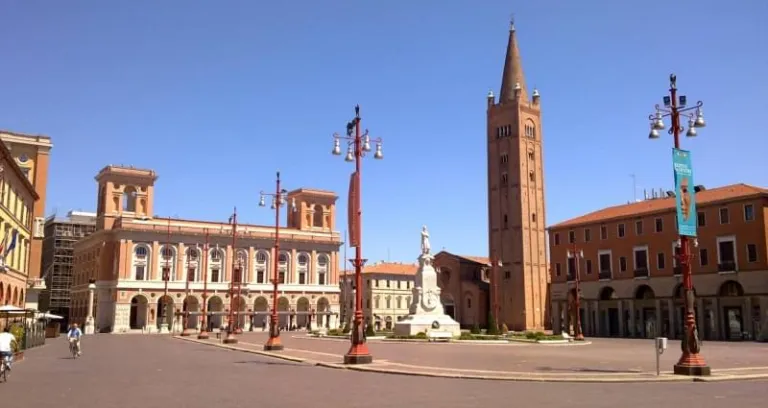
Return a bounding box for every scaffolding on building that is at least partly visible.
[40,212,97,323]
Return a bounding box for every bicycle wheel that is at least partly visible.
[1,364,7,382]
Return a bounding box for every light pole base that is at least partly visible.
[344,343,373,365]
[235,327,244,335]
[223,337,238,344]
[180,329,193,337]
[574,334,585,341]
[264,336,284,351]
[674,353,711,376]
[84,318,95,335]
[197,331,210,340]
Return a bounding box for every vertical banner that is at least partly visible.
[672,148,697,237]
[347,171,360,248]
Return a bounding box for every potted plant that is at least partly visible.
[10,324,24,362]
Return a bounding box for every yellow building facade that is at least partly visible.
[0,139,39,308]
[1,130,53,309]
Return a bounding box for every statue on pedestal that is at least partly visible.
[394,225,460,337]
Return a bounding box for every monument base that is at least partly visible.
[394,314,461,337]
[158,324,169,334]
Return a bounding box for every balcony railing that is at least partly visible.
[598,270,612,280]
[633,268,649,278]
[718,261,737,273]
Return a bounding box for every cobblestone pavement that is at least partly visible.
[209,331,768,376]
[2,335,767,408]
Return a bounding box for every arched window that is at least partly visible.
[132,244,151,281]
[185,247,200,282]
[159,245,176,281]
[297,253,309,284]
[254,250,269,283]
[209,248,224,283]
[317,254,329,285]
[278,252,289,284]
[234,250,248,283]
[123,186,138,212]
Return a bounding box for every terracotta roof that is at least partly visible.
[435,251,491,266]
[342,262,418,276]
[549,183,768,230]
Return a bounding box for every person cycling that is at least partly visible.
[0,327,17,371]
[67,324,83,356]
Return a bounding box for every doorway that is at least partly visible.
[723,306,743,340]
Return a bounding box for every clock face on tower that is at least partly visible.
[422,289,438,311]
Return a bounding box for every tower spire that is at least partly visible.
[499,16,528,103]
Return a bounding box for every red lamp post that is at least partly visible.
[223,208,240,344]
[180,251,193,337]
[260,171,297,351]
[197,230,210,339]
[331,105,383,365]
[159,217,172,334]
[647,73,709,376]
[566,244,585,341]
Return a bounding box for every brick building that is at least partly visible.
[433,252,491,328]
[486,21,549,331]
[548,183,768,341]
[69,165,344,333]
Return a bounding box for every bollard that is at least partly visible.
[655,337,668,376]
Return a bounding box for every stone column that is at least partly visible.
[618,301,625,337]
[758,296,768,342]
[85,282,96,334]
[712,297,722,340]
[552,302,561,335]
[593,301,601,336]
[628,300,636,337]
[744,297,753,340]
[696,298,705,338]
[583,300,591,336]
[667,299,675,339]
[654,299,662,338]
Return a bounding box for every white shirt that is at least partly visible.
[0,332,16,352]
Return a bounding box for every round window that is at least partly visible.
[18,153,29,163]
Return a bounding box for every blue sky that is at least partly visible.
[1,1,766,265]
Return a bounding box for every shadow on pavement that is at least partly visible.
[536,366,643,374]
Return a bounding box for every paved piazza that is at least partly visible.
[3,334,768,408]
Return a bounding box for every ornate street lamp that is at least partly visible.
[646,73,709,376]
[331,104,383,365]
[259,171,297,351]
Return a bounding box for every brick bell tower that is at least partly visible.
[486,19,549,331]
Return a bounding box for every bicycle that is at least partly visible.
[0,355,9,382]
[69,339,80,359]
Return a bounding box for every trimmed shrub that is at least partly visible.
[365,324,376,337]
[500,323,509,334]
[470,324,481,334]
[415,332,427,339]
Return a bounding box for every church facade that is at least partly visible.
[69,165,344,333]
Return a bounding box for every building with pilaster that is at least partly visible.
[70,165,343,333]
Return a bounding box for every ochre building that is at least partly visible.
[0,138,38,310]
[70,165,344,333]
[548,183,768,341]
[340,262,418,331]
[486,22,549,331]
[0,130,52,309]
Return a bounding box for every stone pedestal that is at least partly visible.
[84,316,95,335]
[395,252,460,337]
